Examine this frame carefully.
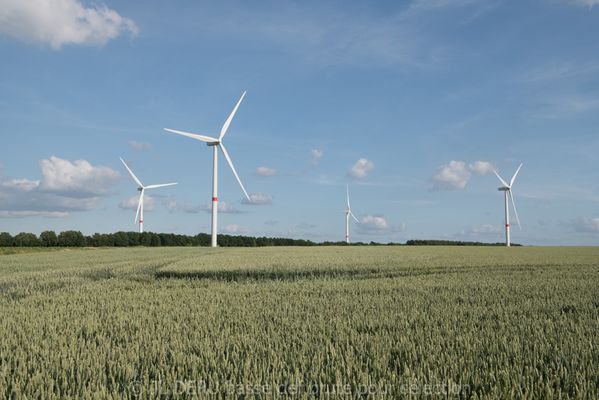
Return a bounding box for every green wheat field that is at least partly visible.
[0,246,597,398]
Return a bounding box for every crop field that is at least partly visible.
[0,246,597,399]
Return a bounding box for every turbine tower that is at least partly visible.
[493,163,522,247]
[120,157,177,233]
[345,184,359,243]
[164,91,251,247]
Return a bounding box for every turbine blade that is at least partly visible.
[219,91,246,140]
[349,211,360,224]
[164,128,218,143]
[219,143,251,201]
[134,190,143,224]
[510,163,523,187]
[145,183,178,189]
[492,169,509,188]
[120,157,143,188]
[346,184,350,208]
[509,190,522,230]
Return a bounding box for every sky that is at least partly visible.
[0,0,598,245]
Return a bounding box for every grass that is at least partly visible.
[0,246,597,398]
[0,247,74,255]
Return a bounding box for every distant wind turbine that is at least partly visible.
[345,184,359,243]
[120,157,177,233]
[493,163,523,247]
[164,91,251,247]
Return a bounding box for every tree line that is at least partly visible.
[0,231,316,247]
[405,239,520,246]
[0,231,518,247]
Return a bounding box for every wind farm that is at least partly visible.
[1,1,598,399]
[1,89,597,400]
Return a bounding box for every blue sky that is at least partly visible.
[1,0,598,245]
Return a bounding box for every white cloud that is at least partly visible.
[0,156,120,217]
[128,140,152,151]
[242,193,273,205]
[453,224,505,242]
[469,161,495,175]
[357,215,406,235]
[456,224,501,238]
[296,222,317,230]
[119,195,155,211]
[310,149,323,166]
[520,185,599,203]
[164,198,243,214]
[223,224,248,234]
[409,0,481,11]
[429,159,494,190]
[39,156,120,195]
[255,166,276,176]
[522,61,599,83]
[0,179,40,191]
[196,0,493,69]
[470,224,501,234]
[0,0,138,49]
[215,201,242,213]
[360,215,389,230]
[430,160,471,190]
[163,197,178,212]
[348,158,375,180]
[534,94,599,119]
[0,186,97,213]
[566,0,599,8]
[569,217,599,232]
[0,211,68,218]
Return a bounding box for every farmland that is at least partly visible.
[0,246,597,398]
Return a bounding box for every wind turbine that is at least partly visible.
[164,91,251,247]
[120,157,177,233]
[345,184,360,243]
[493,163,523,247]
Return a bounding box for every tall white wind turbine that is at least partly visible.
[493,163,523,247]
[120,157,177,233]
[345,185,360,243]
[164,91,251,247]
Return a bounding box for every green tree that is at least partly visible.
[39,231,58,247]
[112,232,129,247]
[150,233,161,247]
[14,232,41,247]
[58,231,85,247]
[0,232,13,247]
[139,232,152,246]
[126,232,140,246]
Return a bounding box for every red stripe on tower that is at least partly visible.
[505,224,510,228]
[212,197,218,202]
